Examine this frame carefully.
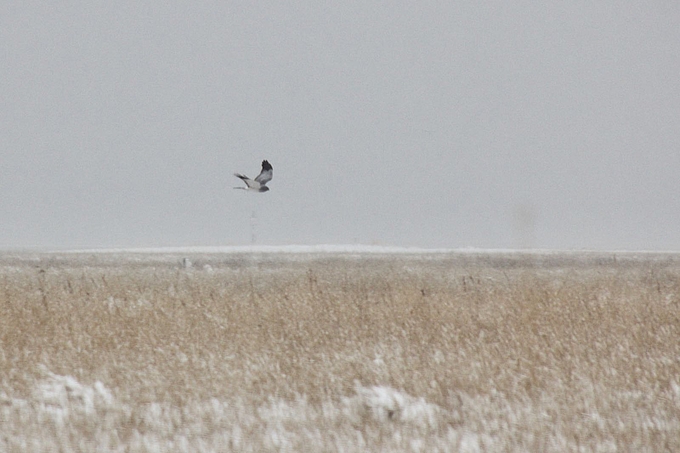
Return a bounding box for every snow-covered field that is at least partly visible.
[1,248,679,451]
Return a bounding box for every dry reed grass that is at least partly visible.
[0,251,679,452]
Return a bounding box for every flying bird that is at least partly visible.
[234,160,273,192]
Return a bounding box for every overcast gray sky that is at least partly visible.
[2,2,679,250]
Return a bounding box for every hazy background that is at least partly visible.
[2,1,679,250]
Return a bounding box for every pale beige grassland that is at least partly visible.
[0,250,679,452]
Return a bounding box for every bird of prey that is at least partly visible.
[234,160,273,192]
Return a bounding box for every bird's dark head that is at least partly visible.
[258,186,270,192]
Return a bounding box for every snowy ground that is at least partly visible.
[1,248,679,451]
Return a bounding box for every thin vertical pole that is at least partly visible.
[250,210,257,244]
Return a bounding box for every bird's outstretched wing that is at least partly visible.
[234,173,260,189]
[254,160,273,185]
